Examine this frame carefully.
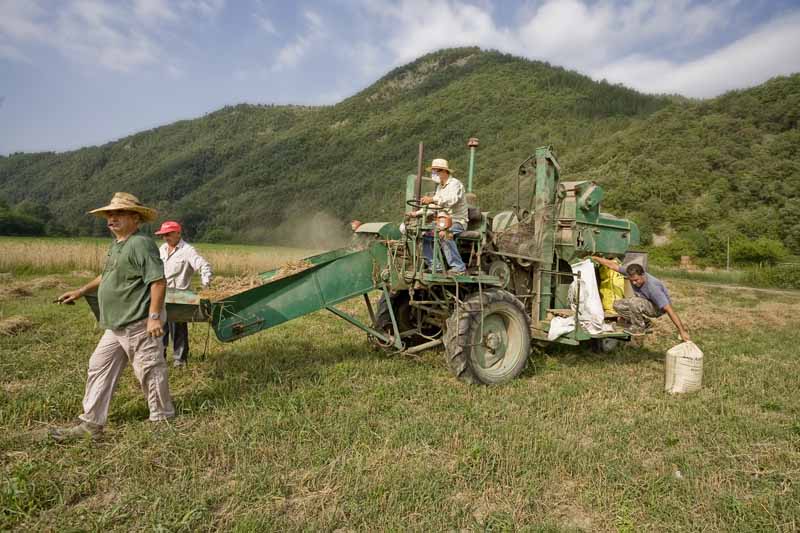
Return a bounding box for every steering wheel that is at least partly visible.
[406,199,441,211]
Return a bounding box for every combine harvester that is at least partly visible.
[90,142,640,384]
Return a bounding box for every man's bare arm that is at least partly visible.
[590,255,620,271]
[57,275,102,304]
[147,279,166,337]
[662,304,690,342]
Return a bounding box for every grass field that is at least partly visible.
[1,242,800,531]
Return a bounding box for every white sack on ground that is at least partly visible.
[547,259,613,340]
[665,341,704,393]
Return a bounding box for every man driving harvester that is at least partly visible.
[417,158,468,274]
[591,256,690,342]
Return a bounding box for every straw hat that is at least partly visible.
[427,158,452,173]
[88,192,157,223]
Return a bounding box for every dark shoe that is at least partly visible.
[50,420,103,442]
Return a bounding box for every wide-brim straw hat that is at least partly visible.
[88,192,157,223]
[426,158,452,172]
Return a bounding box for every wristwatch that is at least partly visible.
[149,312,160,320]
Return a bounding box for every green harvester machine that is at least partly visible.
[91,142,639,385]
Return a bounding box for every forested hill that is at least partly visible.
[1,47,798,261]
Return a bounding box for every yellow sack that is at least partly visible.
[598,263,625,313]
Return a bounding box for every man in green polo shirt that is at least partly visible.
[51,192,175,442]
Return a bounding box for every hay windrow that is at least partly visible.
[0,275,70,301]
[27,275,70,291]
[0,285,33,301]
[0,316,34,336]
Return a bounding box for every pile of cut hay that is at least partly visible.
[0,316,34,336]
[271,260,313,282]
[200,274,264,301]
[197,259,314,300]
[0,285,33,301]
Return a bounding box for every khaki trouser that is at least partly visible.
[613,296,661,330]
[79,317,175,426]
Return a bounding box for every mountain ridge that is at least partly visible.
[1,47,798,260]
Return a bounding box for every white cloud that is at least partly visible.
[343,41,384,79]
[52,1,160,72]
[134,0,176,23]
[179,0,225,18]
[592,12,800,97]
[0,0,48,40]
[0,0,228,74]
[272,9,326,71]
[256,14,277,35]
[362,0,511,64]
[358,0,799,98]
[0,0,160,71]
[166,63,185,79]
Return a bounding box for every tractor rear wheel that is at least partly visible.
[443,289,531,385]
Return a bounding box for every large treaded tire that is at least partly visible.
[443,289,531,385]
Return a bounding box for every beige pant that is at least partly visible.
[79,317,175,426]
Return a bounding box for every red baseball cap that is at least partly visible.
[154,220,182,235]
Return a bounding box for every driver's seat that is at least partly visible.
[457,207,483,240]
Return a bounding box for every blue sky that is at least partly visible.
[1,0,799,154]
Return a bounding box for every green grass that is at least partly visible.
[2,272,799,531]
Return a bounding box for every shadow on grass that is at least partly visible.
[105,325,669,424]
[146,335,396,420]
[532,340,664,369]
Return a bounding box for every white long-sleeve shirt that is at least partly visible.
[159,239,213,290]
[433,176,468,226]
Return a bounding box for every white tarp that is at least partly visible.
[547,259,614,340]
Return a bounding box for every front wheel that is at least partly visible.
[591,337,621,353]
[370,291,440,350]
[443,289,531,385]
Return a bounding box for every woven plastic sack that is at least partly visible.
[665,341,703,394]
[598,264,624,313]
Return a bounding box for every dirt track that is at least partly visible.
[689,281,800,298]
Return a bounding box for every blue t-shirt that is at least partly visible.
[615,267,672,314]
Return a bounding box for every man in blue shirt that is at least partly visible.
[591,256,690,342]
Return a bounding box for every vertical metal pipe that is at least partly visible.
[467,137,479,193]
[415,142,424,201]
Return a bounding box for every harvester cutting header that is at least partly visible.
[87,140,641,384]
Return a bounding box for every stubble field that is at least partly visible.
[1,238,799,531]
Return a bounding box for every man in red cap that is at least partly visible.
[154,220,213,367]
